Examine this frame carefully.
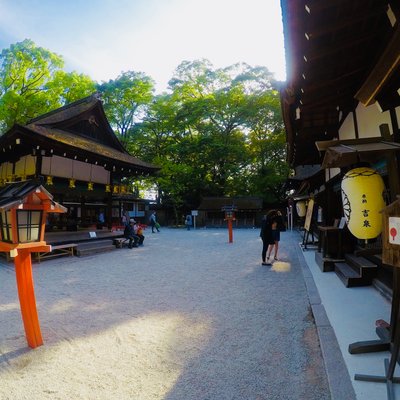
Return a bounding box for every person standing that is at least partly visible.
[267,211,285,261]
[97,210,105,229]
[121,210,130,227]
[149,211,160,233]
[185,214,192,230]
[260,214,274,266]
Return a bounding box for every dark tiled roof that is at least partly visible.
[26,124,157,170]
[0,180,39,209]
[0,180,67,212]
[0,94,159,173]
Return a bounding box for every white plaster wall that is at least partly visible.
[0,162,13,179]
[14,155,36,176]
[41,156,110,184]
[339,103,393,140]
[338,112,356,139]
[355,102,391,138]
[325,167,341,181]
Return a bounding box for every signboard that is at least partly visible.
[191,210,198,216]
[304,199,314,232]
[389,217,400,245]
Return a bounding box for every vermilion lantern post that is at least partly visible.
[0,180,66,348]
[222,205,237,243]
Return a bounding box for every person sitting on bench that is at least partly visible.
[124,219,140,248]
[133,221,145,245]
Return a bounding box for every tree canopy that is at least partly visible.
[97,71,155,146]
[127,60,288,215]
[0,41,290,217]
[0,39,95,131]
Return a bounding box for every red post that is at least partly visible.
[228,219,233,243]
[14,249,43,348]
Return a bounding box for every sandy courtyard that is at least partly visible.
[0,228,329,400]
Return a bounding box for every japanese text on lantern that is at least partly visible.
[389,217,400,245]
[361,194,371,228]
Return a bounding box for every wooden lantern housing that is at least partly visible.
[0,179,67,255]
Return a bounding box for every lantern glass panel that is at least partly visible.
[0,210,13,242]
[17,210,42,243]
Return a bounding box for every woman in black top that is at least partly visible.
[260,213,275,265]
[260,210,284,265]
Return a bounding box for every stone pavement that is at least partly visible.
[299,235,394,400]
[0,227,367,399]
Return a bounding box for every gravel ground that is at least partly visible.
[0,228,330,400]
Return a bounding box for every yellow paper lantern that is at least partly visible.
[46,175,53,186]
[296,201,306,217]
[88,182,94,191]
[105,184,111,193]
[69,178,76,189]
[341,167,385,240]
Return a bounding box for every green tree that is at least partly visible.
[0,39,95,132]
[0,39,63,131]
[246,90,289,203]
[47,70,96,105]
[131,60,287,214]
[97,71,155,145]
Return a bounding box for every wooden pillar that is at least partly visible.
[14,249,43,348]
[35,154,43,179]
[228,219,233,243]
[380,123,400,201]
[107,171,114,229]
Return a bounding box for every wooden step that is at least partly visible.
[76,245,116,257]
[315,251,343,272]
[345,253,377,269]
[335,262,367,288]
[75,240,116,257]
[344,253,377,282]
[372,278,393,302]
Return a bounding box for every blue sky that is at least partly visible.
[0,0,286,92]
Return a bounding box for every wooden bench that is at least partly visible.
[114,238,129,248]
[35,243,77,262]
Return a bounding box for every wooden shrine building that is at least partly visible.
[280,0,400,292]
[0,94,159,231]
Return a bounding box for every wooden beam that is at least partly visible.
[305,6,386,40]
[300,67,364,95]
[300,87,357,108]
[303,0,354,14]
[305,32,379,63]
[355,25,400,106]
